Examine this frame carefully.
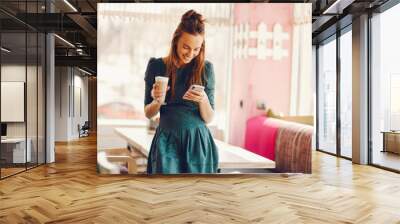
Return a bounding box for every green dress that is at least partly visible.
[144,58,219,174]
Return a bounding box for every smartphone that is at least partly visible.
[190,84,205,92]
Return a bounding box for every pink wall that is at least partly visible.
[229,4,294,147]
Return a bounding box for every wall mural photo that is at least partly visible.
[97,3,313,175]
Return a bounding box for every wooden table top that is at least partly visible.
[114,127,275,169]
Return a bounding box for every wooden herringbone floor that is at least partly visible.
[1,135,400,224]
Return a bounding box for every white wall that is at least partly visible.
[55,66,69,141]
[72,73,89,138]
[1,65,26,136]
[55,67,89,141]
[1,63,46,164]
[1,65,36,138]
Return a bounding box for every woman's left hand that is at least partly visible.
[183,88,208,105]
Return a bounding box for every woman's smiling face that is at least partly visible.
[176,32,204,65]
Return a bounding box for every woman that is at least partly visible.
[144,9,218,174]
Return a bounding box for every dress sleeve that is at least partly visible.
[144,58,157,106]
[204,61,215,110]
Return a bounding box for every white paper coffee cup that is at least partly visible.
[155,76,169,104]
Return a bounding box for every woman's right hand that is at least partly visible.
[151,83,169,102]
[145,84,169,119]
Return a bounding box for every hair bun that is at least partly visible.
[180,9,205,33]
[181,9,204,24]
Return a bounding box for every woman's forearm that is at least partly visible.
[144,100,162,119]
[199,97,214,123]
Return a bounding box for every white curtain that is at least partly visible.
[289,3,313,116]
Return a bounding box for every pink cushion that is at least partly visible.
[244,116,279,161]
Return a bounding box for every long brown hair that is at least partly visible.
[165,9,206,98]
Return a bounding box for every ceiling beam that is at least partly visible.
[12,13,82,32]
[322,0,356,14]
[67,13,97,39]
[312,15,335,33]
[55,55,96,70]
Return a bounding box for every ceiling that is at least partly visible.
[0,0,99,74]
[0,0,393,75]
